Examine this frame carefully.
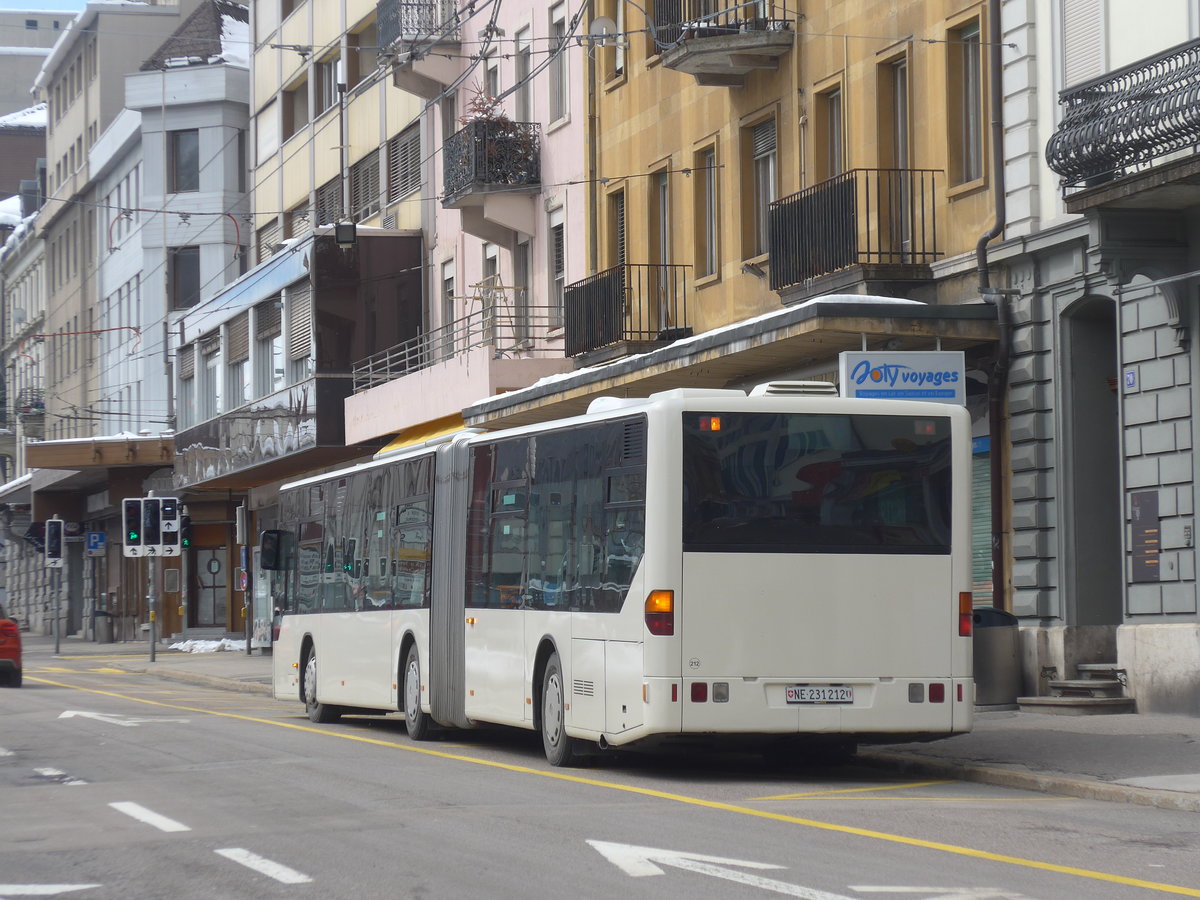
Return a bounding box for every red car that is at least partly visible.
[0,603,21,687]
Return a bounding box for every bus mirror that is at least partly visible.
[260,530,293,570]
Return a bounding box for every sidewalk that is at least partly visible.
[27,633,1200,812]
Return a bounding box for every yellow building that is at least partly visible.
[251,0,423,257]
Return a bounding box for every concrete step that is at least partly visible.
[1018,695,1136,715]
[1048,678,1125,698]
[1076,663,1126,681]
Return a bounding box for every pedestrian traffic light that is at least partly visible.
[142,498,162,551]
[123,498,143,556]
[44,517,64,569]
[180,514,192,549]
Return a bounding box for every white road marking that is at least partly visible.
[850,889,1037,899]
[214,849,313,884]
[59,711,189,727]
[108,802,191,833]
[0,748,14,756]
[32,768,87,786]
[0,885,100,896]
[588,840,854,898]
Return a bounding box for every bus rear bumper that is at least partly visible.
[602,675,973,748]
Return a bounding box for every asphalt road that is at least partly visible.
[2,652,1199,900]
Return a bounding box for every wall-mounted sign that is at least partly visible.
[1131,490,1160,583]
[839,351,966,405]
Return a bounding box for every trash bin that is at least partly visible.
[972,606,1021,707]
[93,611,114,644]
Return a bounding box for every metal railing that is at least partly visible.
[1046,38,1200,189]
[377,0,459,48]
[768,168,940,291]
[653,0,792,48]
[352,303,564,392]
[442,120,541,205]
[564,263,691,358]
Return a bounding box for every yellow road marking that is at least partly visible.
[90,668,128,675]
[29,675,1200,897]
[755,780,954,800]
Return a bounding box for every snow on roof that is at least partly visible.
[0,102,47,130]
[0,195,23,228]
[220,9,249,67]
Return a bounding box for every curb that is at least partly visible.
[116,664,272,695]
[858,749,1200,814]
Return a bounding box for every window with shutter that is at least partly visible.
[256,298,281,338]
[351,149,381,221]
[257,219,281,262]
[287,281,312,360]
[228,312,250,362]
[388,125,421,203]
[1061,0,1104,88]
[315,178,342,225]
[178,344,194,379]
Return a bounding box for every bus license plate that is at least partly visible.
[786,685,853,704]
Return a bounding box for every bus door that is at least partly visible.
[463,442,529,726]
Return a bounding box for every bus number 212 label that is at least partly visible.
[786,685,854,704]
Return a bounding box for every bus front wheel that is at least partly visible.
[541,653,578,767]
[403,644,431,741]
[303,651,341,724]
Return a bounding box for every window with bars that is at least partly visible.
[351,149,381,221]
[388,126,421,203]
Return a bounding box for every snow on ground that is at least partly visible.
[169,638,248,653]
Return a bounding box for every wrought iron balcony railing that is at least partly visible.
[442,120,541,206]
[352,302,563,392]
[377,0,460,48]
[564,264,691,358]
[768,168,941,292]
[1046,38,1200,189]
[652,0,792,47]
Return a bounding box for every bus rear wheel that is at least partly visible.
[403,644,431,741]
[541,653,578,767]
[303,651,341,723]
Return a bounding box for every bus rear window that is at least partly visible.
[682,412,952,554]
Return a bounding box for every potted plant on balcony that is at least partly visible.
[453,83,537,189]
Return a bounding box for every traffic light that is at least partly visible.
[44,518,63,569]
[160,497,180,556]
[180,514,192,548]
[142,498,162,551]
[123,498,143,555]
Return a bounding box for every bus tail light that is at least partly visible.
[691,682,707,702]
[645,590,674,636]
[929,683,945,703]
[958,592,973,636]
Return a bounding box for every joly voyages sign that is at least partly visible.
[838,351,966,406]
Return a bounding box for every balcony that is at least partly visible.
[345,298,571,444]
[656,0,793,87]
[377,0,460,99]
[564,264,692,362]
[769,168,941,301]
[443,120,541,207]
[1046,38,1200,210]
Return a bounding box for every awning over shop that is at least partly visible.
[463,296,1000,430]
[25,435,175,470]
[0,473,32,505]
[376,413,466,458]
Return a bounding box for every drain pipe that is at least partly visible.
[976,0,1011,611]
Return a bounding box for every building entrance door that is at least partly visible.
[191,547,228,629]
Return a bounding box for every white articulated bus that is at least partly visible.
[263,382,974,766]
